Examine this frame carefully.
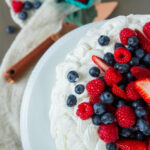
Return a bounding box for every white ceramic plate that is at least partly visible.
[20,21,105,150]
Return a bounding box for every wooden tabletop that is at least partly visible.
[0,0,150,63]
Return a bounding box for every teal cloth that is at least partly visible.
[64,6,97,26]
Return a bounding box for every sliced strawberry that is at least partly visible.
[131,66,150,79]
[112,84,128,100]
[135,29,150,53]
[116,140,147,150]
[135,78,150,103]
[92,55,111,72]
[143,22,150,40]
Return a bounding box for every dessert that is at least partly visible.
[50,15,150,150]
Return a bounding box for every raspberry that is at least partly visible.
[116,105,136,128]
[112,84,128,100]
[120,28,136,45]
[143,22,150,40]
[86,79,105,97]
[89,96,101,105]
[98,123,118,143]
[126,82,141,100]
[76,102,93,120]
[104,68,122,86]
[11,0,23,13]
[131,66,150,79]
[114,48,132,64]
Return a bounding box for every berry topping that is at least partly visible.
[117,63,130,74]
[116,140,147,150]
[76,102,93,120]
[101,112,115,124]
[11,0,23,13]
[120,128,132,138]
[75,84,85,94]
[67,95,77,107]
[86,79,105,97]
[100,91,114,104]
[89,96,100,105]
[6,26,15,34]
[92,55,111,72]
[115,43,125,50]
[129,57,140,66]
[114,48,132,64]
[131,66,150,79]
[116,105,136,128]
[93,103,106,115]
[135,78,150,103]
[67,71,79,83]
[126,82,141,101]
[120,28,136,45]
[98,35,110,46]
[33,1,42,9]
[116,100,126,108]
[135,29,150,53]
[103,52,115,66]
[19,11,28,20]
[132,99,145,108]
[127,36,139,47]
[98,123,118,143]
[136,131,144,141]
[135,49,145,59]
[24,1,33,10]
[112,84,128,100]
[104,68,122,86]
[143,22,150,39]
[92,115,101,125]
[136,118,150,132]
[126,72,134,82]
[135,107,147,117]
[106,143,117,150]
[89,67,100,77]
[143,54,150,67]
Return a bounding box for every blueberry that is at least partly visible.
[130,125,139,132]
[106,143,117,150]
[116,100,126,108]
[139,64,146,68]
[101,113,115,124]
[129,57,140,66]
[89,67,100,77]
[135,107,147,117]
[100,91,114,104]
[93,103,106,115]
[103,52,114,65]
[126,72,134,82]
[75,84,85,94]
[24,1,33,10]
[118,84,125,90]
[117,64,130,74]
[33,1,42,9]
[131,100,145,108]
[67,71,79,83]
[115,43,125,50]
[114,63,119,70]
[19,11,28,20]
[127,36,139,47]
[98,35,110,46]
[143,128,150,136]
[92,115,101,125]
[67,95,77,107]
[127,46,136,53]
[136,118,150,132]
[135,49,145,59]
[136,131,144,140]
[6,26,15,34]
[120,128,131,138]
[143,54,150,67]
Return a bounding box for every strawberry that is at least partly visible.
[135,78,150,103]
[86,79,105,97]
[112,84,128,100]
[120,28,136,45]
[135,29,150,53]
[114,47,132,64]
[116,140,147,150]
[92,55,111,72]
[104,68,122,86]
[126,82,141,101]
[131,66,150,79]
[11,0,23,13]
[143,22,150,40]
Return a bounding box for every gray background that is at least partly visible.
[0,0,150,63]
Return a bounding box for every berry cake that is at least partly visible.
[50,15,150,150]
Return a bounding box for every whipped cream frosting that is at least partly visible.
[49,15,150,150]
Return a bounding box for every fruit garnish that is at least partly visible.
[11,0,23,13]
[143,22,150,40]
